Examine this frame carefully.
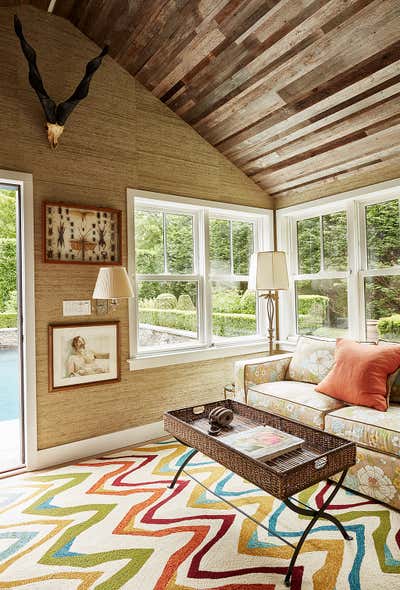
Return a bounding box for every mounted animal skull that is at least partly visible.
[14,15,108,148]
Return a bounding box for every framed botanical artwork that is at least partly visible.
[48,321,120,391]
[43,202,122,264]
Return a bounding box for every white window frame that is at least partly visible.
[358,192,400,338]
[276,178,400,347]
[127,189,273,369]
[0,170,37,476]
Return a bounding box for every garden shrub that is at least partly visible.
[0,312,17,328]
[0,238,16,311]
[240,289,256,314]
[297,295,329,334]
[298,314,324,333]
[177,294,195,310]
[135,248,159,274]
[212,289,242,313]
[139,308,255,337]
[4,290,17,313]
[297,294,329,316]
[139,308,197,332]
[212,312,256,337]
[377,314,400,341]
[155,293,177,309]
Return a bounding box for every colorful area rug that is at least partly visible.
[0,438,399,589]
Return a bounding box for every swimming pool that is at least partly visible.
[0,348,21,422]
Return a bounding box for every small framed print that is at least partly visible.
[43,201,122,264]
[48,321,120,391]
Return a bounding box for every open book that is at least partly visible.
[223,425,304,461]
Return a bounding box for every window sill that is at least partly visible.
[128,341,269,370]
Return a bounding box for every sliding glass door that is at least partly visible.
[0,183,24,472]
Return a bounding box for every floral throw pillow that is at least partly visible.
[287,336,336,385]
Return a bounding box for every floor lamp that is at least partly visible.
[248,251,289,355]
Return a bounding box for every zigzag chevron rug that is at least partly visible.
[0,438,399,589]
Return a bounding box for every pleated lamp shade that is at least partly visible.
[93,267,134,299]
[248,251,289,292]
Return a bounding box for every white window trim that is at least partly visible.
[276,178,400,345]
[0,170,37,475]
[127,189,273,370]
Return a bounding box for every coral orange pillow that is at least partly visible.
[315,338,400,411]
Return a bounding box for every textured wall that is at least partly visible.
[0,6,272,449]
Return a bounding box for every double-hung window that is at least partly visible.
[128,190,272,368]
[361,196,400,341]
[278,181,400,344]
[283,208,351,339]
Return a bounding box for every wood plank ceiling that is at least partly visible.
[10,0,400,205]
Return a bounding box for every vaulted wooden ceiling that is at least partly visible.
[8,0,400,205]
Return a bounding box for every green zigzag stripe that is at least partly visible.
[297,486,399,573]
[24,473,153,590]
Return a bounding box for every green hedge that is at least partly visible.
[0,312,17,328]
[298,314,324,332]
[377,314,400,341]
[212,312,256,337]
[298,294,329,316]
[0,238,17,310]
[139,308,256,337]
[155,293,177,309]
[297,295,329,334]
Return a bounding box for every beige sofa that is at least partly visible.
[234,338,400,509]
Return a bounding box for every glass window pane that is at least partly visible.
[295,278,348,337]
[232,221,253,275]
[322,211,348,271]
[365,275,400,342]
[166,213,194,274]
[135,210,164,274]
[138,281,199,350]
[211,281,256,341]
[366,199,400,269]
[209,218,231,274]
[297,217,321,274]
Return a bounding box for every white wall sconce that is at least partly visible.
[92,266,134,312]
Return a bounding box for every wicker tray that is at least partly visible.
[164,399,356,499]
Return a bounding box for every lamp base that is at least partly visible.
[259,291,275,356]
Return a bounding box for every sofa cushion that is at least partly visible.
[287,336,336,384]
[248,380,344,430]
[316,338,400,411]
[325,405,400,457]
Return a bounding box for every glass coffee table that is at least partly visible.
[164,399,356,587]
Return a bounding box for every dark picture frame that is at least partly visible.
[43,201,122,264]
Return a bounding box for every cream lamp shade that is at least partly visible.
[93,267,134,300]
[248,251,289,292]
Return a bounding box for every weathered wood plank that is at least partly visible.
[19,0,400,209]
[256,124,400,188]
[244,94,400,175]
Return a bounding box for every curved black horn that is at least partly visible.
[14,15,57,124]
[55,45,109,125]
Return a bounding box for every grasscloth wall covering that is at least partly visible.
[0,6,272,450]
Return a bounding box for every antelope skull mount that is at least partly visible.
[14,15,108,148]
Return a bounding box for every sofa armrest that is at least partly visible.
[234,353,293,403]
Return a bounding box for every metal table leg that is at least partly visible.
[283,469,352,587]
[168,447,198,489]
[168,439,352,588]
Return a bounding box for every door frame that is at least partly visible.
[0,169,37,474]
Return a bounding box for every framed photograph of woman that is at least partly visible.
[48,321,120,391]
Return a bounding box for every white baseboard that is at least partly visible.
[31,420,166,470]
